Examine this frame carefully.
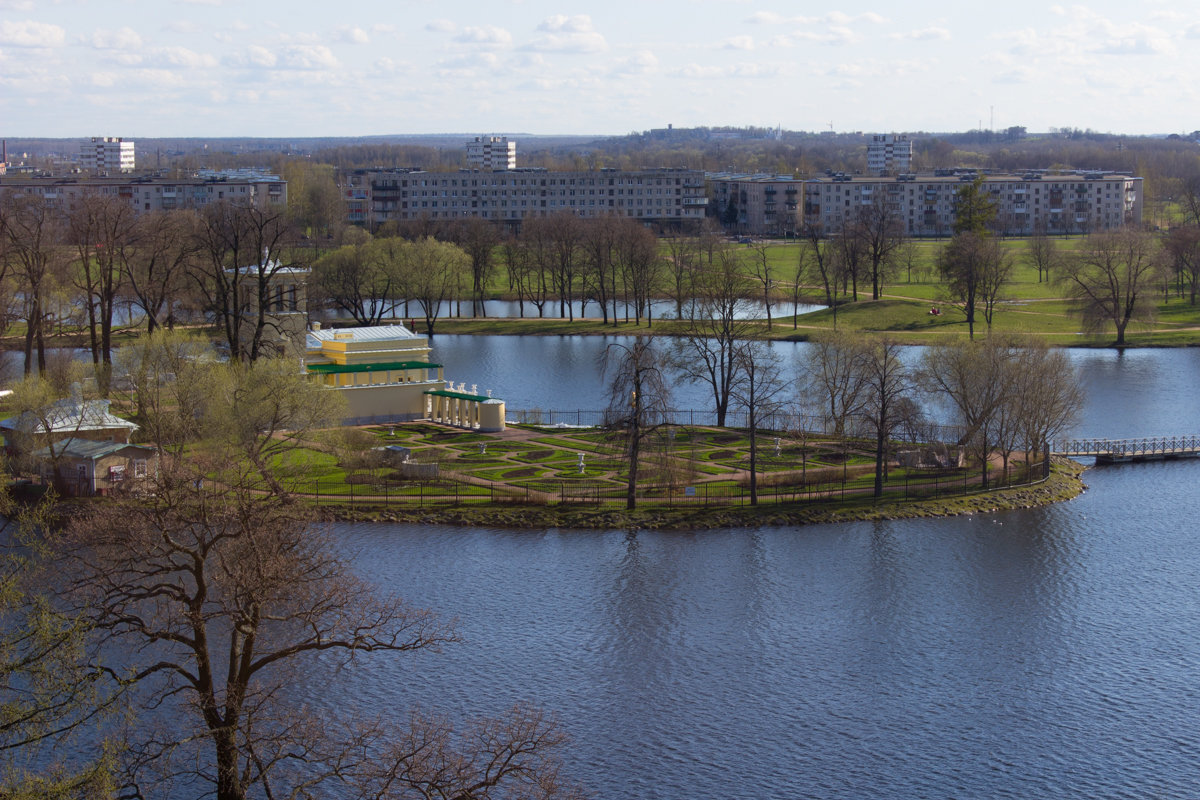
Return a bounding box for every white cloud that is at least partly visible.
[89,27,144,50]
[723,35,755,51]
[0,20,65,47]
[675,62,775,79]
[279,44,339,70]
[334,26,370,44]
[525,14,607,53]
[612,49,658,75]
[91,72,117,87]
[0,0,34,9]
[148,46,216,69]
[226,44,277,68]
[163,20,202,35]
[455,26,512,46]
[890,27,951,42]
[425,19,455,33]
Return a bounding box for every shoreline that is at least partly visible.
[319,457,1087,531]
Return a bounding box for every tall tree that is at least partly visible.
[449,217,502,318]
[312,237,396,325]
[124,210,199,334]
[1026,222,1060,284]
[849,195,906,301]
[68,193,136,390]
[602,337,672,510]
[58,474,575,800]
[192,200,298,361]
[920,338,1018,489]
[670,246,753,426]
[0,194,67,375]
[854,336,912,498]
[805,331,866,438]
[1059,227,1163,346]
[1165,225,1200,305]
[729,339,787,505]
[937,231,1010,339]
[399,236,469,337]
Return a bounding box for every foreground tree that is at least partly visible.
[1059,227,1163,345]
[0,492,119,799]
[603,337,672,510]
[57,470,576,800]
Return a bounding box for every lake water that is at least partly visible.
[290,342,1200,799]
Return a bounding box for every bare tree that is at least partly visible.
[746,240,776,330]
[920,338,1019,489]
[68,193,136,390]
[849,195,906,301]
[448,218,502,317]
[670,247,753,427]
[730,339,787,504]
[1059,227,1164,346]
[0,194,68,375]
[56,472,577,800]
[1165,224,1200,305]
[603,337,672,509]
[804,331,866,438]
[125,210,200,334]
[937,231,1010,339]
[192,200,299,361]
[853,336,912,498]
[1026,223,1060,284]
[613,220,660,326]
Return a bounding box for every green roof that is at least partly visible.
[306,360,441,375]
[424,389,492,403]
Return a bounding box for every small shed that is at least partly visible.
[33,438,158,497]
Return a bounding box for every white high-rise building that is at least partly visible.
[80,137,135,173]
[466,136,516,171]
[867,134,912,175]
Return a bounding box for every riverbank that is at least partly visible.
[321,457,1086,531]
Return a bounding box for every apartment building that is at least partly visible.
[0,169,287,214]
[345,167,707,228]
[708,171,1143,237]
[866,134,912,175]
[80,137,135,173]
[466,136,517,170]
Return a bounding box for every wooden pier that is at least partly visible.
[1056,435,1200,464]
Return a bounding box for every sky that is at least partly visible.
[0,0,1196,138]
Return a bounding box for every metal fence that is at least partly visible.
[301,456,1051,511]
[506,408,967,443]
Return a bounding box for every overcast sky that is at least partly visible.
[1,0,1195,138]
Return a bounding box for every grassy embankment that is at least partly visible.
[437,237,1200,347]
[235,422,1087,530]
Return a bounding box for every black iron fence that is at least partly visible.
[301,455,1051,511]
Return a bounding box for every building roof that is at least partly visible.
[425,388,491,403]
[32,438,154,461]
[306,324,419,350]
[0,397,139,435]
[306,360,440,375]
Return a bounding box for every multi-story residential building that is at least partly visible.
[345,167,707,228]
[466,136,517,171]
[80,137,135,173]
[866,134,912,175]
[0,169,287,214]
[708,171,1143,237]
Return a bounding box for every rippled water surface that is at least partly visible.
[296,345,1200,799]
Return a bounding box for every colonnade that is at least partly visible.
[428,392,483,429]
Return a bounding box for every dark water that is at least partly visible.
[291,345,1200,799]
[432,334,1200,438]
